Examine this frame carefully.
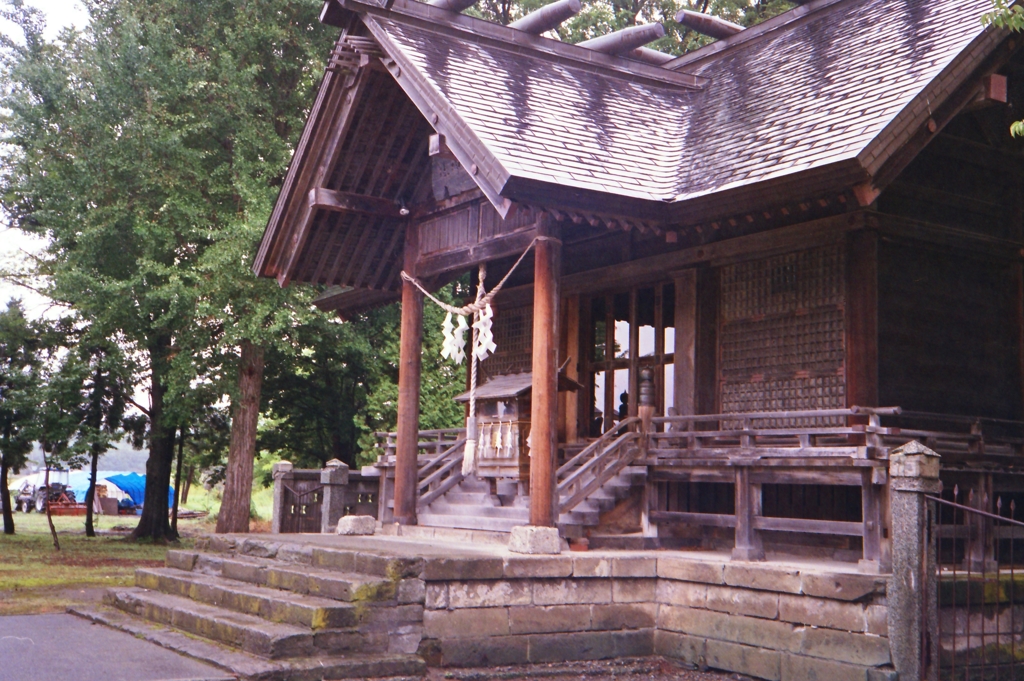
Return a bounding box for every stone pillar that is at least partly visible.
[320,459,350,534]
[887,440,941,681]
[270,460,293,534]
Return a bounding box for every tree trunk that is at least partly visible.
[84,442,100,537]
[42,449,59,551]
[85,364,105,538]
[182,464,193,504]
[1,452,14,535]
[132,337,177,542]
[172,425,185,535]
[216,340,265,534]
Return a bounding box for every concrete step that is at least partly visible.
[107,587,337,659]
[70,605,426,681]
[169,550,397,603]
[416,511,524,533]
[135,567,360,630]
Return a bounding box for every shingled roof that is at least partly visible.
[255,0,1011,297]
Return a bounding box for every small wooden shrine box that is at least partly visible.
[456,373,533,479]
[456,370,581,480]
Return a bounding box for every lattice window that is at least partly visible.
[720,246,845,322]
[719,245,846,425]
[482,305,533,380]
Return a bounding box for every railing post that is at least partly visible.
[270,460,293,534]
[860,467,883,572]
[732,465,764,561]
[888,440,941,681]
[320,459,350,534]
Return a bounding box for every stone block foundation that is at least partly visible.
[417,550,891,680]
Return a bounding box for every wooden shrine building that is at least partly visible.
[256,0,1024,570]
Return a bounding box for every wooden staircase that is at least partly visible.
[412,418,646,537]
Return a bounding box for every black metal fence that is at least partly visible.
[930,485,1024,680]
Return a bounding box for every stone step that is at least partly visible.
[416,511,523,533]
[195,537,423,581]
[136,567,361,630]
[169,550,398,603]
[108,587,336,659]
[425,500,530,520]
[436,492,497,505]
[70,605,426,681]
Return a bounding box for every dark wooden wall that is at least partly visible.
[872,93,1024,421]
[877,242,1021,419]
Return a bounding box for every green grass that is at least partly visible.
[0,480,275,615]
[0,511,210,615]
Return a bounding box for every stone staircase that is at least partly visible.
[71,536,427,681]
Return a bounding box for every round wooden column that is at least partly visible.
[394,226,423,526]
[529,218,561,527]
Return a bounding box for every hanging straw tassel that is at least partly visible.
[462,263,487,477]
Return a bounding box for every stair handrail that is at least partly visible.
[418,437,468,480]
[417,441,467,508]
[557,429,640,516]
[557,417,640,480]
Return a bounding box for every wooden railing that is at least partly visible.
[647,406,901,463]
[373,428,466,522]
[645,407,901,564]
[371,408,1024,563]
[557,417,640,516]
[373,428,465,460]
[416,438,467,508]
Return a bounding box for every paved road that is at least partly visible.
[0,614,232,681]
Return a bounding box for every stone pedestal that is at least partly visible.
[270,461,293,534]
[320,459,351,534]
[509,525,562,554]
[887,441,940,681]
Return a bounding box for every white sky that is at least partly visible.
[0,0,89,317]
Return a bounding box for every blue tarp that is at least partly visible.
[104,472,174,508]
[65,470,135,504]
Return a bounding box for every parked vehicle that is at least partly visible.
[14,482,76,512]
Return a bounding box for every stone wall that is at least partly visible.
[418,552,894,681]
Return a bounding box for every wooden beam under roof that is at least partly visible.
[308,187,404,218]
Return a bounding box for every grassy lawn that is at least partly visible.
[0,480,275,615]
[0,510,213,616]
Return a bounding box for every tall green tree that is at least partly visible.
[0,300,41,535]
[0,0,334,540]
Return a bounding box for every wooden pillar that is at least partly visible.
[846,230,879,410]
[672,269,697,417]
[393,224,422,526]
[560,295,581,444]
[1015,263,1024,423]
[847,229,884,566]
[530,217,561,527]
